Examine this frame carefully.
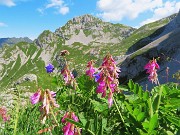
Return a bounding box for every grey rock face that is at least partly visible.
[35,30,58,48]
[118,11,180,87]
[14,74,37,85]
[118,21,180,89]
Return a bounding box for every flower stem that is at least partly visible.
[113,96,130,134]
[87,129,96,135]
[155,86,163,113]
[50,107,59,127]
[13,86,20,135]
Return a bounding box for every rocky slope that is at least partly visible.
[126,13,177,54]
[118,11,180,89]
[54,14,135,46]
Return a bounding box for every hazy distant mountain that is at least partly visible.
[0,37,33,47]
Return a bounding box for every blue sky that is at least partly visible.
[0,0,179,40]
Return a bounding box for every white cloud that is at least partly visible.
[46,0,64,8]
[0,0,16,7]
[0,22,7,27]
[96,0,163,21]
[38,0,69,15]
[140,1,180,26]
[59,6,69,15]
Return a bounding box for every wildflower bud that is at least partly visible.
[86,60,95,79]
[60,50,70,56]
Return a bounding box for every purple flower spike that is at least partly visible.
[45,63,54,73]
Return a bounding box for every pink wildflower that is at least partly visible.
[30,89,41,104]
[60,50,77,89]
[144,59,160,84]
[30,89,59,124]
[62,112,81,135]
[96,53,120,108]
[86,60,95,79]
[0,107,10,122]
[61,65,77,90]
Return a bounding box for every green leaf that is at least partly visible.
[166,116,180,127]
[94,113,98,132]
[85,120,91,130]
[128,79,134,90]
[166,131,174,135]
[148,98,153,118]
[162,85,168,95]
[119,86,129,91]
[124,101,133,113]
[66,118,95,135]
[91,100,108,113]
[65,118,84,128]
[143,91,149,101]
[152,95,159,112]
[148,113,158,132]
[98,118,103,135]
[78,113,87,126]
[142,121,149,130]
[102,118,107,128]
[138,86,143,98]
[137,112,146,122]
[134,83,139,94]
[133,107,140,116]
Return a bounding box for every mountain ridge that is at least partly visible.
[0,12,179,92]
[0,37,33,48]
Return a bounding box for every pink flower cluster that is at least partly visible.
[60,50,77,89]
[144,59,160,84]
[62,112,81,135]
[86,60,95,79]
[61,65,75,86]
[86,53,120,108]
[30,89,59,124]
[0,107,10,122]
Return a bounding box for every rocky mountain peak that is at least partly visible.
[53,14,135,46]
[72,14,101,24]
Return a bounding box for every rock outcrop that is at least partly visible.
[118,11,180,89]
[34,30,58,48]
[15,74,37,85]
